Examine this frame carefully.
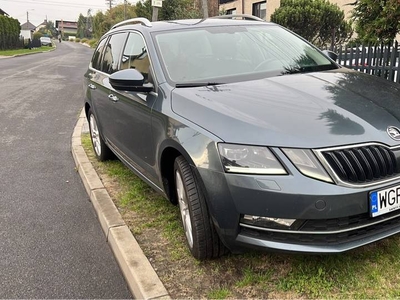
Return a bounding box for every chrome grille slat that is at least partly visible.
[322,145,399,184]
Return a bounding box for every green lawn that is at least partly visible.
[0,46,54,56]
[82,133,400,299]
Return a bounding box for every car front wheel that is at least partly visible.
[174,155,227,260]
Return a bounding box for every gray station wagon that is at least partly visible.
[84,15,400,260]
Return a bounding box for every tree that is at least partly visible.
[352,0,400,44]
[135,0,201,21]
[77,14,86,38]
[271,0,353,48]
[92,3,137,39]
[0,15,21,50]
[135,0,152,20]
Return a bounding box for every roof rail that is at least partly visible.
[111,17,152,29]
[210,14,264,22]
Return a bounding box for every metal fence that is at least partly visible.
[332,41,400,84]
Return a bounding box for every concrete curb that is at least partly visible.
[71,108,171,300]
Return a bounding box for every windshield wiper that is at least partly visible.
[175,82,224,88]
[280,64,337,76]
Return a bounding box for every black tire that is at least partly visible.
[87,108,113,161]
[174,155,228,260]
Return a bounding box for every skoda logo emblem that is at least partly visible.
[387,126,400,140]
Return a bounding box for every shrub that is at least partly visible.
[75,38,81,43]
[33,32,43,40]
[0,15,21,50]
[88,39,98,48]
[81,38,88,44]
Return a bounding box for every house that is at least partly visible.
[219,0,354,21]
[55,20,78,37]
[20,21,36,31]
[20,21,36,40]
[35,19,49,32]
[0,8,9,16]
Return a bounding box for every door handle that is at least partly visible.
[108,94,119,102]
[88,83,96,90]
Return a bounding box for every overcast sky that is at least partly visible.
[0,0,131,26]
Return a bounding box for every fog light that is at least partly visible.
[242,215,297,229]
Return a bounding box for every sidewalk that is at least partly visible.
[71,109,171,300]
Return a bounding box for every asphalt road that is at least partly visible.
[0,42,132,298]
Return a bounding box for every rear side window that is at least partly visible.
[91,37,107,70]
[101,32,128,74]
[120,32,150,82]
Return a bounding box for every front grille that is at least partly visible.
[321,145,400,184]
[240,211,400,246]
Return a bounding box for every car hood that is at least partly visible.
[171,69,400,148]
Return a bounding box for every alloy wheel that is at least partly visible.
[89,114,102,157]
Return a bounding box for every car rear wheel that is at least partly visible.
[88,108,112,161]
[174,155,227,260]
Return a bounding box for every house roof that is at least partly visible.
[21,21,36,31]
[0,8,9,16]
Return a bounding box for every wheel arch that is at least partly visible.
[159,140,195,205]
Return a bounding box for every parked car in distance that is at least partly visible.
[84,15,400,260]
[40,36,52,46]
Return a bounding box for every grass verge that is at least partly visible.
[81,133,400,299]
[0,46,53,56]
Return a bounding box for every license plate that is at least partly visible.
[370,184,400,217]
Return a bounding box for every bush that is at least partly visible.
[0,16,21,50]
[75,38,81,43]
[81,38,88,44]
[88,39,98,48]
[33,32,43,40]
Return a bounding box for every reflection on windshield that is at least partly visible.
[154,25,337,84]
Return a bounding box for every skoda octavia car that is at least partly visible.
[84,15,400,260]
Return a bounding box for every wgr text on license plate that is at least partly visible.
[370,185,400,217]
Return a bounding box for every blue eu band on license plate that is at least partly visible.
[370,185,400,217]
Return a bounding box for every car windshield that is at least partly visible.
[153,24,337,85]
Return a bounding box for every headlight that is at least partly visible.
[218,143,287,175]
[282,148,333,183]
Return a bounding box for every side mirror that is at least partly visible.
[109,69,153,92]
[322,50,338,61]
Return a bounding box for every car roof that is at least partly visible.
[109,18,275,34]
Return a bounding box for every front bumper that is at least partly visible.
[197,157,400,253]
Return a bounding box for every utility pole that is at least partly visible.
[202,0,208,18]
[151,0,162,21]
[124,0,127,20]
[152,7,158,21]
[105,0,115,11]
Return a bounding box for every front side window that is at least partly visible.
[120,32,150,82]
[154,25,337,84]
[101,32,128,74]
[91,37,107,70]
[253,1,266,20]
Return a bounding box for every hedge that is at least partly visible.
[0,15,21,50]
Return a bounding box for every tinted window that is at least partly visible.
[120,33,150,82]
[91,37,107,70]
[101,33,128,74]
